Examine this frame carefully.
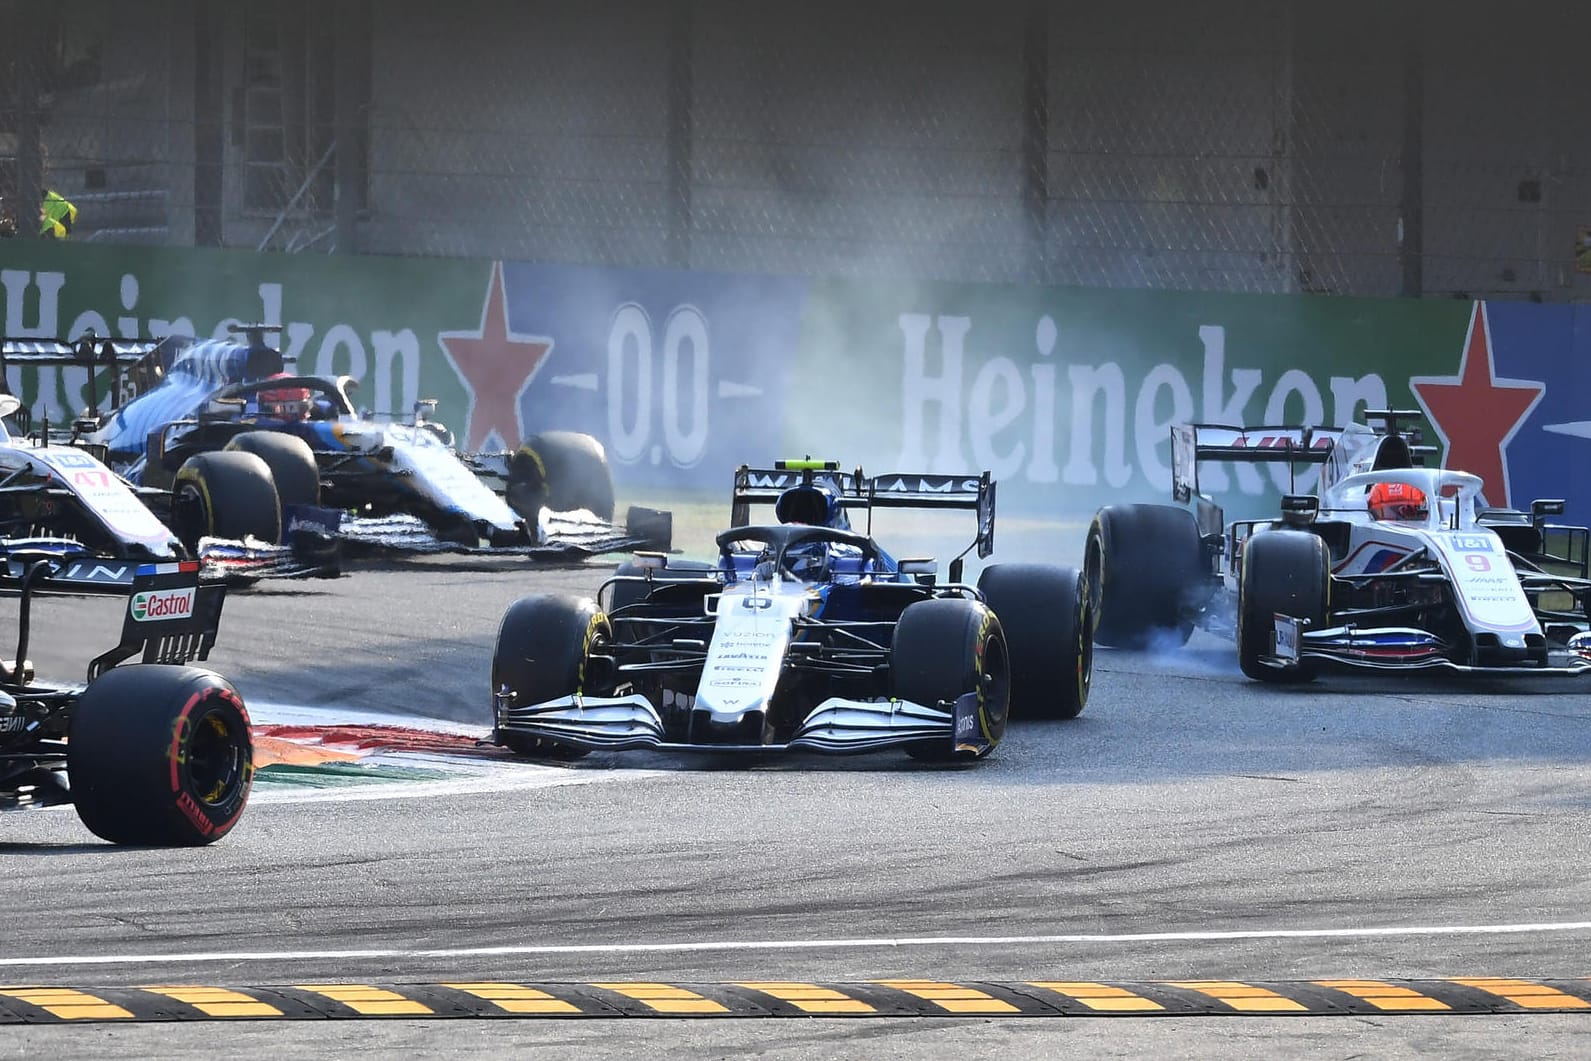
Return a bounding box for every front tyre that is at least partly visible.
[68,666,254,845]
[491,594,609,760]
[891,598,1009,761]
[977,563,1091,720]
[171,450,283,551]
[1237,530,1330,683]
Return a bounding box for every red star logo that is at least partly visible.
[438,262,553,452]
[1410,302,1543,508]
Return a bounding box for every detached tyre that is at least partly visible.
[1237,530,1330,683]
[1086,503,1206,649]
[507,431,616,522]
[225,431,321,509]
[492,594,609,760]
[171,450,283,550]
[977,563,1091,720]
[891,598,1010,761]
[68,665,253,845]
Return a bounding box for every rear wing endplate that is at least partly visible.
[0,551,227,682]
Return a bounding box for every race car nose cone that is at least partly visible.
[689,705,767,745]
[1569,631,1591,661]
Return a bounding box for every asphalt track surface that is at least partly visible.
[3,536,1589,1058]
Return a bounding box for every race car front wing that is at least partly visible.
[495,691,991,756]
[1258,616,1591,675]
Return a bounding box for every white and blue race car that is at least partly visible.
[492,460,1093,762]
[1086,410,1591,680]
[2,330,669,570]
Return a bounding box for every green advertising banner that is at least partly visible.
[1,240,484,427]
[3,241,1583,520]
[792,278,1475,516]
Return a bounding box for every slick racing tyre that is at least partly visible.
[506,431,617,523]
[1086,503,1206,650]
[492,594,611,760]
[891,598,1010,762]
[225,431,321,510]
[1237,530,1329,683]
[68,665,254,845]
[171,450,283,551]
[977,562,1091,720]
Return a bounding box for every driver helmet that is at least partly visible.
[258,374,312,420]
[1368,481,1428,521]
[774,483,849,529]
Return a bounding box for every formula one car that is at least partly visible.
[0,381,318,581]
[1085,410,1591,681]
[0,542,253,844]
[1,331,669,568]
[491,460,1093,762]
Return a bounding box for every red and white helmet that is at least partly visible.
[1368,481,1428,521]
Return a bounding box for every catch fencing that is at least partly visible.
[6,0,1589,301]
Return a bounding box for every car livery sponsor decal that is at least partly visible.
[130,585,196,622]
[1428,531,1538,635]
[1449,534,1494,552]
[695,584,804,717]
[36,448,98,469]
[34,446,176,549]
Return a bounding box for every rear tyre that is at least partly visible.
[891,598,1009,761]
[1086,503,1206,649]
[170,450,282,551]
[506,431,616,522]
[491,594,607,760]
[977,563,1091,720]
[225,431,321,509]
[1237,530,1329,683]
[68,665,253,845]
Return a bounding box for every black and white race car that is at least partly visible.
[492,460,1093,762]
[0,542,253,844]
[1086,410,1591,680]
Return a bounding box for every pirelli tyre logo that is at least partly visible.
[130,586,196,622]
[0,978,1586,1023]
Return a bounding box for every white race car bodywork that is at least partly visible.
[0,405,181,559]
[1181,417,1591,676]
[497,568,963,754]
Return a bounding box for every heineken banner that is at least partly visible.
[2,241,1587,518]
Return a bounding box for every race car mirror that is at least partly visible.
[1280,493,1319,527]
[1532,499,1566,521]
[899,558,938,584]
[632,551,667,572]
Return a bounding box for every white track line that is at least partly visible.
[4,921,1589,969]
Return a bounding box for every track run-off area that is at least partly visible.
[4,517,1588,1058]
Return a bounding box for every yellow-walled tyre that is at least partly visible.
[171,450,282,551]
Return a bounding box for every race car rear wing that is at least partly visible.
[1,333,167,421]
[1170,423,1342,504]
[0,552,226,683]
[731,460,996,559]
[1172,410,1438,506]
